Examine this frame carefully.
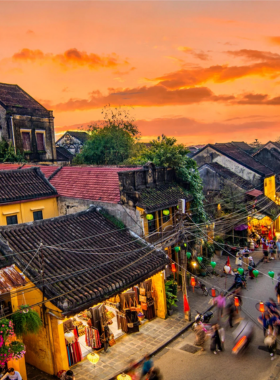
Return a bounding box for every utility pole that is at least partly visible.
[39,241,46,327]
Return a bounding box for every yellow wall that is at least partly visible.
[0,197,58,226]
[264,175,276,201]
[152,272,167,319]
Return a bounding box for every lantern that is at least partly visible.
[174,246,180,252]
[171,263,176,273]
[87,352,100,365]
[197,257,203,264]
[268,271,275,283]
[210,261,216,269]
[184,243,187,247]
[253,269,259,278]
[211,288,216,297]
[64,331,75,343]
[237,268,244,275]
[190,276,196,292]
[146,214,153,220]
[186,252,192,259]
[117,374,132,380]
[224,265,231,274]
[234,297,240,308]
[163,209,170,216]
[259,301,265,313]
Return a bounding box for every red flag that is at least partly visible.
[184,294,190,312]
[226,256,230,267]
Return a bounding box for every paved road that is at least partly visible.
[152,258,280,380]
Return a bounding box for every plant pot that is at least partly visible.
[167,308,174,316]
[215,250,222,257]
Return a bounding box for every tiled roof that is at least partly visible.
[246,189,263,197]
[56,147,74,161]
[137,183,193,212]
[231,141,254,154]
[255,194,280,220]
[0,207,168,313]
[212,143,273,176]
[49,166,138,203]
[0,164,60,180]
[0,168,57,204]
[0,83,49,117]
[0,163,23,170]
[0,266,26,295]
[56,131,89,144]
[200,163,253,191]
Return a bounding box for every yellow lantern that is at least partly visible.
[87,352,100,365]
[117,374,132,380]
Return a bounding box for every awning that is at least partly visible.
[246,189,263,197]
[234,224,248,231]
[252,213,267,220]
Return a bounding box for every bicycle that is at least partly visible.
[192,280,209,296]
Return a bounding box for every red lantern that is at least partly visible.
[234,297,240,308]
[211,288,216,297]
[190,277,196,287]
[259,301,265,313]
[171,263,176,273]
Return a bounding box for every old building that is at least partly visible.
[0,82,56,161]
[56,146,74,164]
[252,147,280,178]
[55,131,89,155]
[0,167,58,225]
[0,207,168,375]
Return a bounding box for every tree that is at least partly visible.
[73,105,139,165]
[126,135,207,222]
[0,139,25,163]
[250,138,262,153]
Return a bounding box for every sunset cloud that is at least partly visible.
[12,48,126,70]
[177,46,210,61]
[267,36,280,46]
[227,49,280,61]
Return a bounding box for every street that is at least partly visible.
[152,259,280,380]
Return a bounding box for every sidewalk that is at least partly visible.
[26,248,264,380]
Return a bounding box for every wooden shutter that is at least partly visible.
[22,132,31,151]
[36,133,45,151]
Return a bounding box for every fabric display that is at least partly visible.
[125,310,140,334]
[73,320,85,337]
[65,327,82,366]
[85,327,101,349]
[141,280,156,320]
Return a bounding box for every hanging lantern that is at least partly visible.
[224,265,231,274]
[234,297,240,308]
[197,257,203,264]
[268,271,275,282]
[211,288,216,297]
[64,331,75,343]
[117,374,132,380]
[184,243,187,247]
[87,352,100,365]
[146,214,153,220]
[171,263,176,273]
[186,252,192,259]
[163,209,170,216]
[190,276,196,292]
[259,301,265,313]
[237,268,244,275]
[210,261,216,269]
[253,269,259,278]
[174,246,180,253]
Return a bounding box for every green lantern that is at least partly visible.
[210,261,216,269]
[186,252,191,259]
[237,268,244,275]
[268,271,275,283]
[146,214,153,220]
[253,269,259,278]
[197,257,203,263]
[163,209,170,216]
[174,246,180,253]
[184,243,187,247]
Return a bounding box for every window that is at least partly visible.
[147,212,156,233]
[33,211,43,221]
[162,212,170,224]
[21,132,31,151]
[6,215,18,225]
[36,133,45,151]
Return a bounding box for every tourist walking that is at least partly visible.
[210,324,222,354]
[214,292,226,320]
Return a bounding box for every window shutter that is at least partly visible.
[22,132,31,151]
[36,133,45,151]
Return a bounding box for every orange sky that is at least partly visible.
[2,1,280,145]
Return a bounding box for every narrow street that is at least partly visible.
[152,258,280,380]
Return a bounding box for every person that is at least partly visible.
[1,368,22,380]
[258,312,270,336]
[276,239,280,260]
[265,298,278,315]
[264,325,277,360]
[248,257,255,279]
[263,239,269,263]
[194,324,206,351]
[59,370,75,380]
[277,274,280,304]
[270,241,276,260]
[210,324,222,354]
[127,360,139,380]
[141,355,153,380]
[227,299,236,328]
[148,368,163,380]
[214,292,226,320]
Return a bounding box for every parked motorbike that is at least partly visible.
[192,310,214,330]
[232,319,254,354]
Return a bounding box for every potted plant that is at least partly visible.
[11,305,42,337]
[165,280,178,316]
[214,236,224,257]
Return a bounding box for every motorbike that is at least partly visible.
[234,272,247,289]
[192,310,214,331]
[232,319,254,354]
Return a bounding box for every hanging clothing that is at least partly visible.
[85,327,101,349]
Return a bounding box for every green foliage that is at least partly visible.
[99,210,126,229]
[0,139,25,163]
[165,280,178,309]
[205,242,215,256]
[11,305,42,337]
[73,105,139,165]
[214,235,224,244]
[127,135,206,222]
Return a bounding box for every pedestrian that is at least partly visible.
[276,239,280,260]
[263,239,269,263]
[127,359,139,380]
[210,324,222,354]
[227,299,236,328]
[214,292,226,320]
[58,370,75,380]
[258,312,270,336]
[218,325,225,350]
[141,355,153,380]
[194,324,206,351]
[264,325,277,360]
[0,368,22,380]
[148,368,163,380]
